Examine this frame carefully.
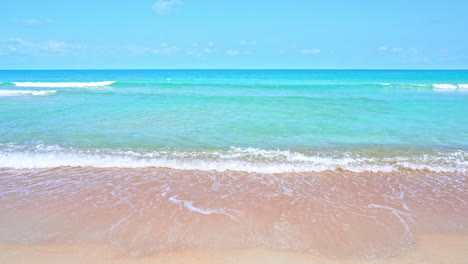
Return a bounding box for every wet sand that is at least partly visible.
[0,167,466,261]
[0,234,467,264]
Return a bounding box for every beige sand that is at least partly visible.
[0,233,467,264]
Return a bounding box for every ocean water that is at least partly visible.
[0,70,467,258]
[0,70,467,172]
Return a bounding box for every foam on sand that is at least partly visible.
[0,90,56,96]
[12,81,116,88]
[0,167,466,258]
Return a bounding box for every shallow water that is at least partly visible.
[0,168,466,258]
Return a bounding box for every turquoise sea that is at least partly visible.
[1,70,467,258]
[0,70,467,172]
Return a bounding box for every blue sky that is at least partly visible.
[1,0,467,69]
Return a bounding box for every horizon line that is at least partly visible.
[1,68,468,71]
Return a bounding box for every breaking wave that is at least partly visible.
[0,90,57,96]
[0,144,466,173]
[12,81,116,88]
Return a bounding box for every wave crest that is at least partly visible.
[0,144,466,173]
[433,84,458,90]
[0,90,56,96]
[12,81,116,88]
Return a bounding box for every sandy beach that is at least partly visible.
[1,167,466,263]
[1,234,467,264]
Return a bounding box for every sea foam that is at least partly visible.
[0,90,56,96]
[12,81,116,88]
[433,84,458,90]
[0,144,465,173]
[1,166,465,258]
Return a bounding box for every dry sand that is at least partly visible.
[1,233,467,264]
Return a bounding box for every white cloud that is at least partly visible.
[128,42,215,57]
[7,38,32,47]
[377,47,420,53]
[18,18,53,27]
[439,49,450,57]
[0,38,86,56]
[42,41,86,52]
[186,50,204,57]
[41,41,86,52]
[22,19,42,26]
[377,46,388,52]
[407,48,420,54]
[376,46,429,62]
[240,40,256,45]
[377,46,404,53]
[300,49,321,54]
[152,0,184,15]
[226,50,240,56]
[147,48,161,54]
[185,44,214,57]
[0,38,31,55]
[126,44,178,55]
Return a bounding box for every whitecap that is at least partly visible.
[12,81,116,88]
[433,84,457,90]
[0,90,56,96]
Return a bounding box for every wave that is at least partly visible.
[433,84,458,90]
[12,81,116,88]
[376,83,468,91]
[0,90,56,96]
[4,81,468,90]
[3,81,468,94]
[370,83,468,91]
[0,144,466,173]
[432,83,468,91]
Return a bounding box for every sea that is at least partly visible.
[0,70,466,258]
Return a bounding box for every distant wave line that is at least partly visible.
[0,90,56,96]
[12,81,116,88]
[5,81,468,91]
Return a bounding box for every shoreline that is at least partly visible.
[1,167,466,259]
[1,233,467,264]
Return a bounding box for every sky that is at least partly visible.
[1,0,468,69]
